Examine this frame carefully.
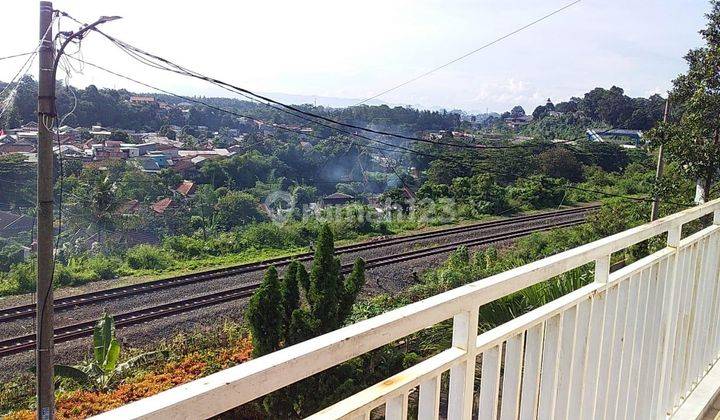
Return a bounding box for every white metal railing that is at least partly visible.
[94,199,720,420]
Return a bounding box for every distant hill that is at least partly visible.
[260,92,389,108]
[0,76,462,134]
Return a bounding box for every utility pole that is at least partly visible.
[36,2,55,419]
[35,5,120,417]
[650,98,670,221]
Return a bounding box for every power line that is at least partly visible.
[564,185,693,208]
[59,12,587,152]
[0,51,36,62]
[90,30,609,153]
[64,55,482,168]
[357,0,582,104]
[64,54,439,198]
[61,46,664,204]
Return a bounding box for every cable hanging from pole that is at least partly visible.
[58,10,598,151]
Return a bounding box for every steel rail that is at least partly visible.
[0,216,586,357]
[0,206,596,323]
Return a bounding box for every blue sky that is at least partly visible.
[0,0,712,113]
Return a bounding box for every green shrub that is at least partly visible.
[0,243,25,271]
[240,223,294,249]
[163,235,212,259]
[507,175,566,209]
[8,261,36,292]
[125,245,172,270]
[51,256,122,287]
[85,255,121,280]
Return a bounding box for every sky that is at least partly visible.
[0,0,712,113]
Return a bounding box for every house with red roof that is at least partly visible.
[151,198,174,214]
[175,180,196,197]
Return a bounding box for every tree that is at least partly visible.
[507,175,566,209]
[292,184,317,213]
[536,147,583,181]
[448,173,509,214]
[308,225,342,332]
[510,105,526,118]
[190,184,219,237]
[0,153,35,209]
[575,140,629,173]
[532,105,548,120]
[281,261,302,330]
[245,266,284,357]
[338,258,366,321]
[215,190,264,230]
[158,125,177,140]
[648,1,720,202]
[109,131,129,142]
[66,170,120,242]
[246,226,367,418]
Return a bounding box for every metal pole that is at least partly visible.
[37,2,55,419]
[650,98,670,221]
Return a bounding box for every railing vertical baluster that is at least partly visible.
[648,257,672,416]
[579,294,607,420]
[604,280,630,419]
[671,245,696,408]
[343,411,371,420]
[537,314,563,418]
[691,237,713,382]
[418,375,441,420]
[593,285,619,420]
[385,393,408,420]
[595,255,610,283]
[680,243,703,397]
[553,306,578,420]
[708,230,720,363]
[701,233,720,371]
[623,268,651,420]
[519,323,544,419]
[636,260,664,419]
[703,234,718,367]
[566,299,592,419]
[655,225,683,417]
[499,334,524,420]
[447,307,479,420]
[614,272,642,419]
[478,345,501,420]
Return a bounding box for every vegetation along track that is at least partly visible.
[0,205,596,324]
[0,209,593,357]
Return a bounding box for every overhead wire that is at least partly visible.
[63,55,479,169]
[63,55,660,207]
[0,51,36,62]
[55,12,688,210]
[356,0,582,104]
[58,10,588,151]
[0,16,57,123]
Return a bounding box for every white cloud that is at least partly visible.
[0,0,708,112]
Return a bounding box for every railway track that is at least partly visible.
[0,214,589,357]
[0,205,596,323]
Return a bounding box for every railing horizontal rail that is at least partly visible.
[93,199,720,420]
[307,347,465,419]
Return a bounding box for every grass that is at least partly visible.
[0,204,577,299]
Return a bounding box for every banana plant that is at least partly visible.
[53,312,167,390]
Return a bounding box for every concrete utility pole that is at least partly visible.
[650,98,670,221]
[36,2,55,419]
